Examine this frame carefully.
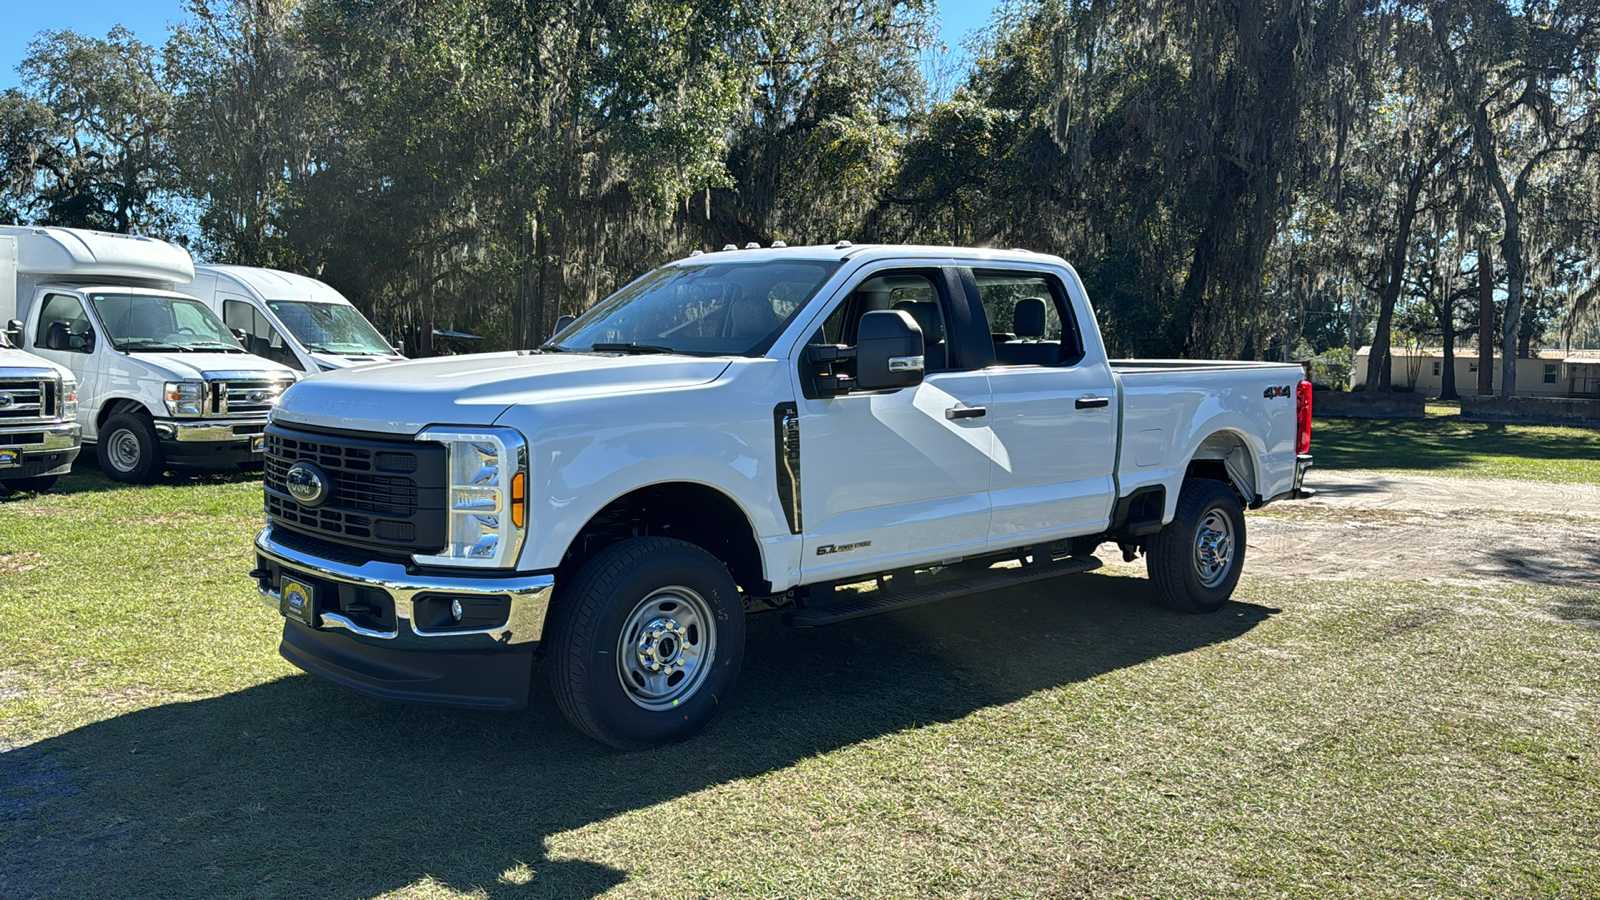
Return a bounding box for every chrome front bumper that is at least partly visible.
[156,418,269,443]
[0,421,79,453]
[253,525,553,647]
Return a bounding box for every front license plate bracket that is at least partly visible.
[280,576,318,626]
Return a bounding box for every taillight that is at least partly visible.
[1295,380,1313,455]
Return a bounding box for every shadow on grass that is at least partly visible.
[1312,414,1600,475]
[0,574,1276,900]
[0,455,259,501]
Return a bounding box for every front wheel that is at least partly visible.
[1146,478,1246,613]
[1,475,59,494]
[97,413,164,484]
[545,537,746,750]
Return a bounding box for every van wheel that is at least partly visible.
[1146,478,1245,613]
[545,537,745,750]
[1,475,58,493]
[98,414,164,484]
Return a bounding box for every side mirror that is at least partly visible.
[553,314,576,335]
[855,309,924,391]
[232,328,249,345]
[5,319,22,346]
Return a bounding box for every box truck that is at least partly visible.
[0,226,297,483]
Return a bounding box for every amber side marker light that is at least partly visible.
[511,472,526,528]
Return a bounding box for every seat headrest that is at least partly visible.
[1014,297,1047,338]
[857,288,894,313]
[892,300,943,343]
[729,295,781,338]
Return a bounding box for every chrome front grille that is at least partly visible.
[208,378,291,416]
[0,380,55,423]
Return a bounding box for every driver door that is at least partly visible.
[30,292,100,434]
[794,265,993,582]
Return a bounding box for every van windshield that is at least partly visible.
[266,301,394,356]
[88,294,246,353]
[547,259,841,356]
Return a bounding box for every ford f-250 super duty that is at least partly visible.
[252,244,1313,749]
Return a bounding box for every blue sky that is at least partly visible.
[2,1,1003,91]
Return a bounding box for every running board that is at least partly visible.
[786,556,1102,627]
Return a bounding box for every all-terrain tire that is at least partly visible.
[545,537,746,750]
[97,413,164,484]
[1146,478,1246,613]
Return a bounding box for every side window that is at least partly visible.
[225,300,302,370]
[815,271,951,372]
[35,293,94,353]
[972,271,1083,367]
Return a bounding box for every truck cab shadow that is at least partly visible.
[2,573,1275,899]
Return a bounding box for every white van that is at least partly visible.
[0,226,297,483]
[0,327,80,492]
[189,266,404,373]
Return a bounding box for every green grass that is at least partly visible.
[1313,401,1600,483]
[3,465,1599,898]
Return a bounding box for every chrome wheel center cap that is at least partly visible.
[635,617,688,674]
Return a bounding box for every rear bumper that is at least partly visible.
[252,525,554,709]
[0,422,81,478]
[1291,453,1315,499]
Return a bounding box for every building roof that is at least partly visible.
[1355,345,1598,361]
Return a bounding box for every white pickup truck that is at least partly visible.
[253,244,1312,748]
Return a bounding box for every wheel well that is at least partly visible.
[96,399,150,432]
[560,483,767,594]
[1185,431,1257,502]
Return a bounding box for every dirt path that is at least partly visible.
[1096,470,1600,588]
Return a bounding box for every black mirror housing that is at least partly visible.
[4,319,21,347]
[553,314,576,335]
[855,309,925,391]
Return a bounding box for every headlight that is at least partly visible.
[412,426,528,568]
[61,378,78,420]
[164,381,206,417]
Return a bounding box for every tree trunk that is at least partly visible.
[1477,236,1494,395]
[1363,165,1425,393]
[1439,308,1458,400]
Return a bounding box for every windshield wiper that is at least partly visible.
[118,339,185,352]
[186,340,246,353]
[534,344,569,353]
[590,342,676,355]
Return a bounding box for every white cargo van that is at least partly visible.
[0,226,297,483]
[189,265,403,373]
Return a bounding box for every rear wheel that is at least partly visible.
[1,475,58,493]
[98,413,164,484]
[1146,478,1245,613]
[545,537,746,750]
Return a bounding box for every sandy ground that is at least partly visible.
[1096,470,1600,588]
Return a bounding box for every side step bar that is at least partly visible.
[786,556,1102,627]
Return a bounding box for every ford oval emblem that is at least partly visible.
[285,461,331,507]
[246,390,269,403]
[0,393,12,408]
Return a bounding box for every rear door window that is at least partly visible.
[970,271,1084,367]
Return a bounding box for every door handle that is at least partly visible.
[1075,396,1110,410]
[945,406,987,420]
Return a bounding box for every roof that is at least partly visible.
[1355,345,1589,361]
[1,225,193,284]
[663,242,1068,268]
[197,264,350,304]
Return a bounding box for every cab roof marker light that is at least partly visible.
[744,242,760,249]
[721,244,737,251]
[771,241,787,248]
[689,249,704,257]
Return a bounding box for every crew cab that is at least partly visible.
[0,327,80,493]
[252,244,1313,749]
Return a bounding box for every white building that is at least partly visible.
[1351,346,1600,397]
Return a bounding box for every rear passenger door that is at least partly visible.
[968,267,1118,548]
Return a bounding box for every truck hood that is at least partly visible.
[114,351,298,382]
[0,347,72,379]
[272,351,733,435]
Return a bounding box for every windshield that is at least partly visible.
[88,294,246,353]
[266,300,394,356]
[550,260,841,356]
